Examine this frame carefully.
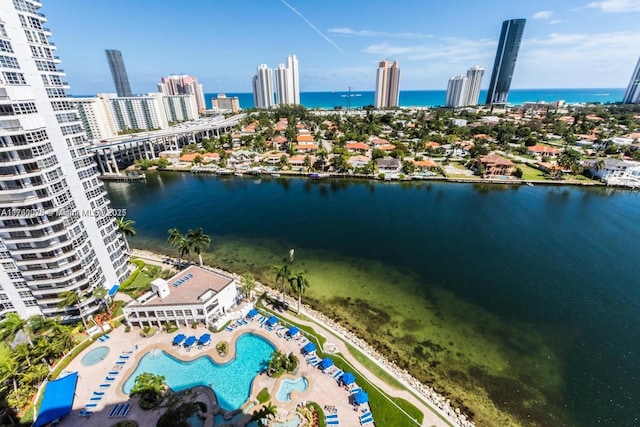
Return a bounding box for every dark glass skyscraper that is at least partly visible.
[486,19,526,106]
[105,49,133,97]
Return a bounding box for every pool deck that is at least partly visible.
[57,320,370,427]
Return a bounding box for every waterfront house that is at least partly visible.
[584,158,640,184]
[345,142,370,153]
[123,265,239,328]
[478,154,515,177]
[348,155,371,169]
[289,154,313,170]
[411,159,438,171]
[376,157,402,173]
[527,145,562,158]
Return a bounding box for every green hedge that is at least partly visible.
[120,259,146,290]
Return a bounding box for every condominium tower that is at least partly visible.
[0,0,129,320]
[622,56,640,104]
[465,66,485,106]
[252,64,275,109]
[158,74,205,113]
[105,49,133,97]
[446,76,468,108]
[274,55,300,105]
[374,60,401,108]
[486,19,526,106]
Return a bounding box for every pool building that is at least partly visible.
[123,265,239,328]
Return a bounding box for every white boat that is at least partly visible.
[234,172,244,177]
[526,182,534,187]
[271,173,281,178]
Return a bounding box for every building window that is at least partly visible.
[0,40,13,54]
[0,55,19,69]
[3,72,26,85]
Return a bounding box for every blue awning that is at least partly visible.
[287,326,299,336]
[354,390,369,405]
[108,284,119,296]
[341,372,356,386]
[247,308,259,318]
[302,342,316,354]
[266,316,278,326]
[320,358,334,369]
[34,372,78,427]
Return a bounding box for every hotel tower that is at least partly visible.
[0,0,129,321]
[274,54,300,106]
[622,55,640,104]
[374,60,401,109]
[486,19,526,106]
[105,49,132,98]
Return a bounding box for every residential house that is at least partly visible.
[347,155,371,169]
[376,157,402,173]
[345,142,371,154]
[478,154,515,177]
[527,145,562,158]
[584,158,640,181]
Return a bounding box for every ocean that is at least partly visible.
[206,88,626,110]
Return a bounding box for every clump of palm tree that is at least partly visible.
[273,264,290,307]
[289,270,310,314]
[57,290,88,330]
[167,228,212,266]
[251,402,277,427]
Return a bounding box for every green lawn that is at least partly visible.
[516,164,547,181]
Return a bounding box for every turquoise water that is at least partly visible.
[275,377,309,403]
[122,333,275,409]
[207,88,625,110]
[187,412,205,427]
[273,414,303,427]
[81,346,109,366]
[106,173,640,426]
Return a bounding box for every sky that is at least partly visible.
[42,0,640,95]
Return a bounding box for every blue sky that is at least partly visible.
[43,0,640,95]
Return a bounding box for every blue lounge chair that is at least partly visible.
[99,383,111,388]
[106,376,116,381]
[89,397,102,401]
[350,387,362,395]
[104,334,110,339]
[119,355,129,359]
[359,411,372,419]
[333,369,344,379]
[118,403,131,417]
[361,416,374,425]
[109,404,123,417]
[93,391,105,396]
[98,337,105,342]
[326,414,338,419]
[327,420,340,426]
[108,371,119,375]
[79,410,92,417]
[115,361,126,365]
[85,403,98,408]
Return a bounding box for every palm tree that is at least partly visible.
[241,273,257,301]
[251,402,277,427]
[93,286,110,315]
[289,270,309,314]
[273,264,290,307]
[116,217,136,253]
[0,344,19,395]
[186,228,211,266]
[0,313,31,345]
[57,290,88,330]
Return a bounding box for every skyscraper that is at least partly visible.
[157,75,206,113]
[446,76,469,108]
[622,56,640,104]
[486,19,526,106]
[0,0,129,320]
[252,64,275,109]
[464,66,485,106]
[105,49,133,97]
[374,60,401,108]
[274,55,300,105]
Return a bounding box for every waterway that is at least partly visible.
[104,172,640,427]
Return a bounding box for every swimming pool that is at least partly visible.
[81,346,109,366]
[275,377,309,403]
[122,333,275,410]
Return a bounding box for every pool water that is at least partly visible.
[187,412,205,427]
[273,414,303,427]
[81,346,110,366]
[275,377,309,403]
[122,333,274,410]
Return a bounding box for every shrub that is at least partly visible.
[216,341,228,356]
[125,325,131,333]
[191,321,198,329]
[257,388,270,404]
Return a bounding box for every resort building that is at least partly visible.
[73,96,118,141]
[445,75,468,108]
[622,55,640,104]
[274,54,300,105]
[105,49,133,97]
[122,265,240,328]
[0,0,129,320]
[478,154,516,177]
[211,94,241,113]
[486,19,526,106]
[157,74,206,113]
[374,60,401,109]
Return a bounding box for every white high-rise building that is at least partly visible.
[374,60,401,109]
[464,66,485,106]
[157,75,205,113]
[274,64,290,106]
[252,64,275,109]
[287,54,300,105]
[446,76,469,108]
[102,93,168,132]
[623,56,640,104]
[0,0,129,321]
[74,97,118,141]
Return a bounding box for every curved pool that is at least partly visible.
[122,333,274,410]
[81,346,110,366]
[275,377,309,403]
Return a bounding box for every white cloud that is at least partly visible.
[327,27,431,39]
[533,10,554,19]
[586,0,640,12]
[362,38,496,64]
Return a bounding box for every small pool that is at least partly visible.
[273,414,303,427]
[81,346,109,366]
[123,333,275,410]
[275,377,309,403]
[187,412,205,427]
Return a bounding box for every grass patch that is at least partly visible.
[516,163,547,181]
[343,341,404,390]
[257,388,270,404]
